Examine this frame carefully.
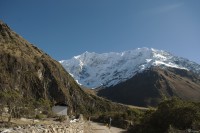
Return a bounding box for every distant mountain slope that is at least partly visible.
[98,67,200,107]
[0,20,128,115]
[60,48,200,89]
[60,45,200,107]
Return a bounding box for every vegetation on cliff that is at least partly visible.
[0,20,129,120]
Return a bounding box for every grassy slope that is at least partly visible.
[0,21,135,118]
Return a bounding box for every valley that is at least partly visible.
[0,20,200,133]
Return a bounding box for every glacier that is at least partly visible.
[60,48,200,88]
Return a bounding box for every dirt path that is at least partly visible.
[0,118,126,133]
[84,121,127,133]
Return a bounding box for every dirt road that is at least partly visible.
[84,121,127,133]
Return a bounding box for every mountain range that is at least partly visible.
[60,48,200,106]
[60,48,200,88]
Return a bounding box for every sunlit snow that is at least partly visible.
[60,48,200,88]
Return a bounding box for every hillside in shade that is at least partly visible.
[98,67,200,106]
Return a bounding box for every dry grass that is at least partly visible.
[84,88,98,95]
[0,116,57,126]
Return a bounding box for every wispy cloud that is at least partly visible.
[149,3,184,14]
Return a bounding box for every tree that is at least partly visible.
[128,98,200,133]
[0,90,22,122]
[0,103,4,121]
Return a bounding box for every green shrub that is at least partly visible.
[35,114,45,120]
[128,98,200,133]
[56,115,67,122]
[91,109,144,129]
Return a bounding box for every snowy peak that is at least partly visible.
[60,48,200,88]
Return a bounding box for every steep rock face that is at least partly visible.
[0,21,127,114]
[97,67,200,107]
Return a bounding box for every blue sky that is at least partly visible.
[1,0,200,63]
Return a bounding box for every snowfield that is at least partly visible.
[60,48,200,88]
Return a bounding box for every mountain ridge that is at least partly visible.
[60,48,200,88]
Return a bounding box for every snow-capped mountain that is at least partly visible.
[60,48,200,88]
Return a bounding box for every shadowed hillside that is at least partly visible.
[98,67,200,107]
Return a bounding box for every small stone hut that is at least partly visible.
[52,102,68,116]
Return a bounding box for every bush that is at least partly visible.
[35,114,46,120]
[128,98,200,133]
[91,109,143,129]
[56,116,67,122]
[47,111,57,118]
